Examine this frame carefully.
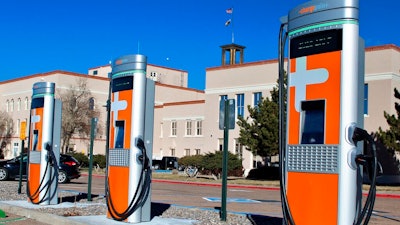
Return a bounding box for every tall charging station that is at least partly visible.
[278,0,377,224]
[106,54,155,223]
[27,82,62,205]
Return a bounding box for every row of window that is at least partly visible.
[218,84,369,118]
[170,120,203,137]
[5,97,31,112]
[220,92,263,118]
[169,148,201,157]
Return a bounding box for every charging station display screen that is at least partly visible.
[31,98,44,109]
[112,76,133,93]
[290,29,342,59]
[301,100,325,144]
[115,120,125,148]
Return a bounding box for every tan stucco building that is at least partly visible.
[1,44,399,172]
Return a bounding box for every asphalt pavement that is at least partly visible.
[1,174,400,225]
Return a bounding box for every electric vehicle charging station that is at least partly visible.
[106,54,155,223]
[27,82,62,205]
[278,0,377,224]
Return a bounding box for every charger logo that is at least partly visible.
[290,56,328,112]
[111,92,127,123]
[299,3,328,15]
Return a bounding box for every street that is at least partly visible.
[58,174,400,225]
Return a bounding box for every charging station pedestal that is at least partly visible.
[27,82,62,205]
[281,0,365,224]
[106,54,155,223]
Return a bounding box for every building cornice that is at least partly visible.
[0,70,109,85]
[155,100,205,108]
[205,84,276,95]
[365,73,400,82]
[206,58,283,72]
[88,63,188,74]
[365,44,400,53]
[156,82,204,93]
[206,44,399,72]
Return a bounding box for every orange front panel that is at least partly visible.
[27,163,41,203]
[107,166,130,219]
[306,52,341,144]
[287,172,338,225]
[109,89,133,149]
[29,108,43,151]
[288,51,341,145]
[107,88,133,220]
[288,87,300,144]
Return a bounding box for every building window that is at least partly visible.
[186,120,192,136]
[89,97,95,110]
[218,138,224,151]
[170,148,175,156]
[235,138,243,160]
[93,70,98,75]
[195,149,201,155]
[196,120,203,136]
[24,97,29,110]
[220,95,228,102]
[17,98,21,111]
[171,121,177,136]
[236,93,244,118]
[364,83,368,115]
[16,119,20,135]
[6,100,9,112]
[10,99,14,112]
[185,149,191,156]
[253,92,262,107]
[13,142,19,157]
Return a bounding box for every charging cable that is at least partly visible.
[106,138,151,221]
[27,143,59,204]
[352,127,377,225]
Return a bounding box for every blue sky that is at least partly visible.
[1,0,399,90]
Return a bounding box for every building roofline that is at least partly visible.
[365,44,400,53]
[155,100,205,108]
[88,63,188,74]
[207,44,400,72]
[87,64,111,70]
[0,70,109,85]
[206,58,281,71]
[156,82,204,93]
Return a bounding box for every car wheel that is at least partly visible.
[0,167,9,181]
[58,170,69,184]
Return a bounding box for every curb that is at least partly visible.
[0,202,87,225]
[80,173,400,199]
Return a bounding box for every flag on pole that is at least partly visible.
[225,19,231,26]
[226,8,233,14]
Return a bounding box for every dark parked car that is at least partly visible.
[0,154,81,184]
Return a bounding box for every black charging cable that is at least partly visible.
[27,143,59,204]
[352,127,377,225]
[106,138,151,221]
[278,21,296,225]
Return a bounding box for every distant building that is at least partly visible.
[1,44,399,172]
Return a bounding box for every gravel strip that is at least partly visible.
[0,181,260,225]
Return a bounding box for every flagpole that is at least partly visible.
[231,7,234,43]
[225,7,234,43]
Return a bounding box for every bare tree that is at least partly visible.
[0,111,14,159]
[59,78,101,153]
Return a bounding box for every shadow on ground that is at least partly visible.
[247,214,283,225]
[151,202,171,219]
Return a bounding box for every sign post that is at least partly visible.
[18,121,26,194]
[219,99,235,221]
[87,117,98,201]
